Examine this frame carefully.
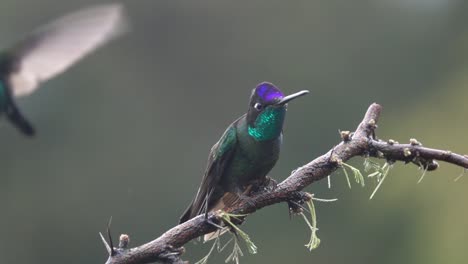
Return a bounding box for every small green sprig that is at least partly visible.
[219,212,257,255]
[225,236,244,264]
[454,168,466,182]
[195,236,221,264]
[301,198,321,251]
[364,158,392,199]
[417,162,428,184]
[196,211,255,264]
[341,161,366,188]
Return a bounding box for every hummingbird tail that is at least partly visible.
[179,202,194,224]
[6,102,35,136]
[179,190,213,224]
[202,197,230,241]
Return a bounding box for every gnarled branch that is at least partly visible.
[102,103,468,264]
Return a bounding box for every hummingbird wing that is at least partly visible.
[179,121,239,223]
[4,4,127,97]
[4,99,35,136]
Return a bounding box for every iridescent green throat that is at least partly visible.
[248,107,286,141]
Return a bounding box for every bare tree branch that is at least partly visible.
[102,103,468,264]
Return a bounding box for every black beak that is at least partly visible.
[276,90,309,105]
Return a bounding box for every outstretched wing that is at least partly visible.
[6,4,127,97]
[179,121,239,223]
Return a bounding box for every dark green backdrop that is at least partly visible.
[1,0,467,263]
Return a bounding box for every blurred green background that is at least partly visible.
[1,0,467,263]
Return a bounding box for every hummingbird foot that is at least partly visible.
[261,176,278,192]
[249,176,278,196]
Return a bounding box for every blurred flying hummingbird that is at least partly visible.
[179,82,308,236]
[0,4,127,136]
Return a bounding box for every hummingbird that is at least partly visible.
[179,82,309,234]
[0,4,127,136]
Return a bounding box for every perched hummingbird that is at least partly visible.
[0,4,127,136]
[179,82,309,232]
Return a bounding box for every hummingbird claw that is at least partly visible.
[263,176,278,191]
[249,176,278,196]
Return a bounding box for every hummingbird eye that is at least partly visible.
[254,103,263,111]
